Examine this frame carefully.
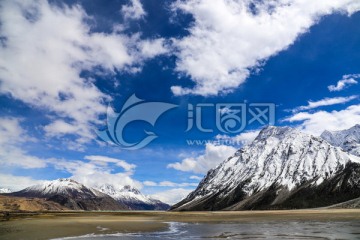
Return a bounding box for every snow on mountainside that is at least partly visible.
[0,188,11,193]
[7,179,168,210]
[96,184,150,203]
[321,124,360,157]
[198,126,360,195]
[10,178,127,210]
[21,178,104,197]
[172,126,360,211]
[95,184,170,210]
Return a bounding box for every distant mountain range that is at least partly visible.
[172,125,360,211]
[95,184,170,210]
[2,179,169,211]
[3,125,360,212]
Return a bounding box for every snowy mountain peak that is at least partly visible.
[23,178,104,197]
[30,178,81,190]
[95,184,150,203]
[94,183,170,210]
[255,125,295,141]
[122,185,141,194]
[95,183,117,195]
[178,126,360,209]
[321,124,360,156]
[10,179,127,210]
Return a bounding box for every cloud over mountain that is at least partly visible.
[171,0,360,96]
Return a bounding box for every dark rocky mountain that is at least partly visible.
[8,178,128,210]
[171,126,360,211]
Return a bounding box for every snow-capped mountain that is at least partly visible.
[321,124,360,157]
[0,188,12,193]
[171,126,360,211]
[10,178,127,210]
[95,184,170,210]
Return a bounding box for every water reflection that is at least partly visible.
[55,220,360,240]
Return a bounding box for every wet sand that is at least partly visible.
[1,209,360,240]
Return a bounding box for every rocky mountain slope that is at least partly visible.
[171,126,360,211]
[0,195,69,211]
[327,196,360,209]
[321,124,360,157]
[95,184,170,210]
[8,179,128,210]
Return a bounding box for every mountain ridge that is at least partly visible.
[7,178,128,211]
[95,184,170,210]
[321,124,360,157]
[3,178,169,211]
[171,125,360,211]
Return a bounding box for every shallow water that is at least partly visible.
[54,220,360,240]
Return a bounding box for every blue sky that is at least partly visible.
[0,0,360,204]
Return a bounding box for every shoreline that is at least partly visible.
[1,209,360,239]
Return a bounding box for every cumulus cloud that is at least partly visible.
[0,174,47,191]
[121,0,146,20]
[189,175,203,180]
[150,188,193,205]
[139,38,169,58]
[143,181,157,186]
[292,95,358,112]
[171,0,360,96]
[84,155,136,172]
[51,156,142,190]
[284,104,360,135]
[0,117,141,189]
[167,143,236,174]
[0,117,47,169]
[0,0,167,147]
[143,180,197,187]
[328,74,359,91]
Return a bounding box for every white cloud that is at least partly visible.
[0,117,47,169]
[0,155,141,191]
[0,118,140,190]
[143,181,197,187]
[167,143,236,174]
[121,0,146,20]
[171,0,360,96]
[0,174,47,191]
[150,188,192,205]
[0,0,167,147]
[0,117,26,145]
[143,181,157,186]
[84,155,136,172]
[139,38,169,58]
[51,157,142,190]
[328,74,359,91]
[284,104,360,135]
[292,95,358,112]
[189,175,203,180]
[44,120,81,137]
